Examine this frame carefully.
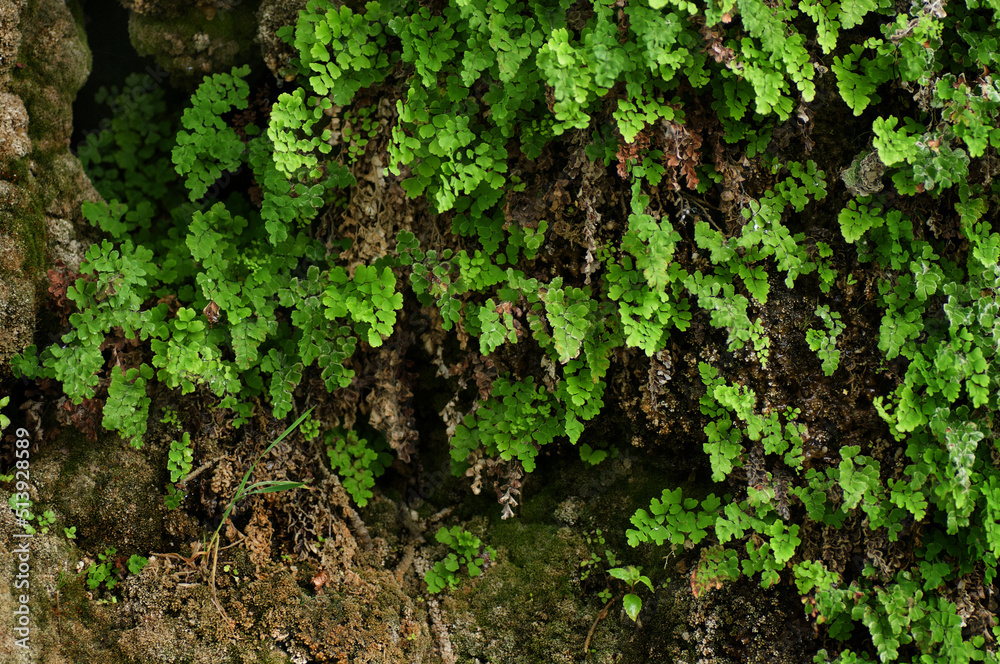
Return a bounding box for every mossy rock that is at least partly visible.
[442,521,595,663]
[29,429,167,557]
[256,0,308,80]
[8,0,91,154]
[632,576,818,664]
[121,0,247,19]
[0,0,95,378]
[0,501,129,664]
[127,2,262,89]
[0,267,35,379]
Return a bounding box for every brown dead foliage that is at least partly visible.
[359,330,418,463]
[698,21,736,65]
[616,128,651,180]
[614,104,705,192]
[708,130,751,224]
[58,394,105,441]
[46,260,85,326]
[243,500,275,572]
[659,119,704,191]
[316,96,443,272]
[502,176,547,230]
[37,261,153,441]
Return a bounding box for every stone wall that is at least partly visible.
[0,0,96,378]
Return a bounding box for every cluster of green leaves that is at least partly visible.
[630,351,1000,662]
[806,305,844,376]
[633,365,809,591]
[811,242,844,295]
[341,104,379,164]
[324,427,393,507]
[809,133,1000,661]
[842,192,999,543]
[835,2,1000,198]
[424,526,497,593]
[578,443,610,466]
[172,66,253,200]
[791,445,915,538]
[627,487,721,548]
[29,508,56,536]
[11,228,162,446]
[397,227,619,474]
[803,563,993,664]
[128,554,149,576]
[270,2,392,178]
[159,407,181,429]
[450,375,561,474]
[274,0,863,234]
[167,433,193,484]
[160,410,190,506]
[690,543,741,598]
[607,160,826,364]
[691,161,823,298]
[606,180,691,356]
[86,547,119,591]
[698,361,808,480]
[628,332,1000,662]
[164,484,184,510]
[322,262,404,347]
[85,547,149,593]
[5,495,64,536]
[629,330,997,658]
[77,74,182,210]
[298,413,322,440]
[13,65,364,445]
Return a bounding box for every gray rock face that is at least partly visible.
[841,149,885,197]
[0,0,96,377]
[0,92,30,159]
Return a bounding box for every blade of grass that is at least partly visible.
[206,406,314,633]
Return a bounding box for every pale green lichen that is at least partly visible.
[840,149,885,197]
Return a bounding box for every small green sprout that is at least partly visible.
[608,565,653,622]
[424,526,496,593]
[299,413,321,440]
[168,433,194,484]
[127,554,149,575]
[578,443,608,466]
[36,510,56,535]
[159,407,182,430]
[164,484,184,510]
[87,547,119,590]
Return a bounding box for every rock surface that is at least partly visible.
[0,0,95,377]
